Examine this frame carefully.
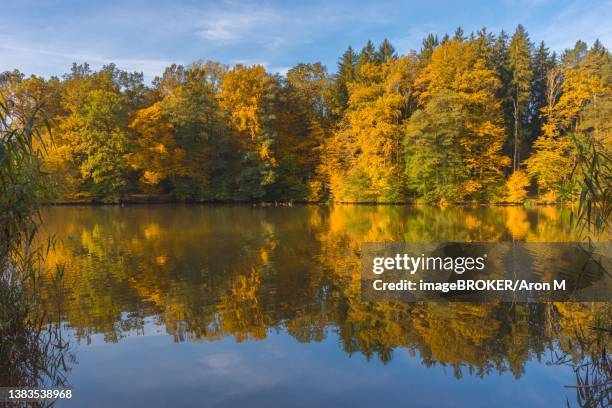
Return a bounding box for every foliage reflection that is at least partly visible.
[40,205,610,384]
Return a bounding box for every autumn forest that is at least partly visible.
[2,25,610,203]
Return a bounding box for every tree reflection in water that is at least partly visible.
[38,205,611,406]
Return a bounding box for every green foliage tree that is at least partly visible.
[404,93,468,201]
[161,62,228,199]
[276,63,333,200]
[218,65,280,199]
[419,34,439,63]
[406,40,509,202]
[331,46,358,117]
[75,89,130,201]
[507,25,533,172]
[530,41,555,142]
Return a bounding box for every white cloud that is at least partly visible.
[2,0,609,82]
[532,0,612,51]
[197,352,279,391]
[0,41,175,80]
[198,8,282,43]
[191,2,388,50]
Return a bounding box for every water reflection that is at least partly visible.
[38,205,610,405]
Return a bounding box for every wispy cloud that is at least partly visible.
[0,41,174,80]
[197,8,282,43]
[0,0,608,81]
[191,1,389,50]
[530,0,612,51]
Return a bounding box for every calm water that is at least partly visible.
[36,205,608,407]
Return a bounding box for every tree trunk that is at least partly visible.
[513,98,520,172]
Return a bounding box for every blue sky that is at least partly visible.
[1,0,610,81]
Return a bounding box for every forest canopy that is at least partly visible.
[1,26,610,203]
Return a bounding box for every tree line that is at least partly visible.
[1,25,610,203]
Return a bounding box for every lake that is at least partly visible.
[35,205,608,407]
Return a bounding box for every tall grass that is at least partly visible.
[556,131,612,408]
[571,132,612,236]
[0,96,71,404]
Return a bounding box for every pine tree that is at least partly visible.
[454,27,465,41]
[331,46,357,116]
[562,40,587,66]
[530,41,554,142]
[377,39,397,63]
[507,25,533,172]
[491,30,509,74]
[358,40,378,67]
[420,34,439,63]
[473,28,495,64]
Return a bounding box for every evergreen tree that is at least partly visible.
[507,25,533,172]
[562,40,588,66]
[473,28,495,65]
[530,41,554,142]
[358,40,378,67]
[277,63,333,200]
[377,39,397,63]
[420,34,439,63]
[491,30,509,71]
[2,25,605,205]
[454,27,465,41]
[331,46,357,116]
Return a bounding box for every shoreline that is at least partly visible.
[43,198,562,207]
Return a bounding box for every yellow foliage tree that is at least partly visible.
[129,102,185,189]
[504,170,530,203]
[324,55,418,202]
[527,45,611,200]
[407,40,509,201]
[218,65,279,196]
